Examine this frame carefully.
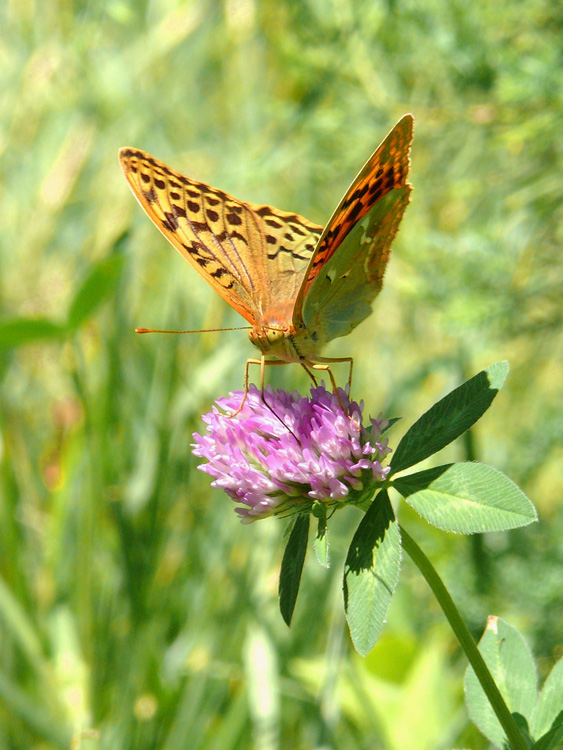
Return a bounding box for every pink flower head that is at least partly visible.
[192,385,392,523]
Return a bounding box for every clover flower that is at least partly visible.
[192,385,392,523]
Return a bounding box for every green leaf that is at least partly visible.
[67,253,125,330]
[278,515,309,626]
[0,317,66,350]
[512,713,535,747]
[531,657,563,740]
[531,716,563,750]
[394,462,537,534]
[465,616,538,748]
[343,490,401,656]
[313,511,330,568]
[390,361,509,474]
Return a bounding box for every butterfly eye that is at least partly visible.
[266,328,285,345]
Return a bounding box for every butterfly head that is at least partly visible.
[249,318,320,364]
[248,324,288,357]
[246,300,295,362]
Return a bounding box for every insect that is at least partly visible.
[119,115,413,394]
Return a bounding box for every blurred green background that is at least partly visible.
[1,0,562,748]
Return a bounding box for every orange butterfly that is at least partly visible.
[120,115,413,388]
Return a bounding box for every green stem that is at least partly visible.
[399,525,527,750]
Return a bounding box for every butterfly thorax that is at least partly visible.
[249,305,320,363]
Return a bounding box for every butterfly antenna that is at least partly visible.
[135,326,252,334]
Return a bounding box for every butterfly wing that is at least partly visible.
[300,186,411,345]
[293,114,413,344]
[119,148,321,325]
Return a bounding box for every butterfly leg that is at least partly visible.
[309,363,347,412]
[347,358,354,391]
[309,358,358,426]
[225,357,264,418]
[226,356,290,421]
[310,357,354,391]
[300,363,319,387]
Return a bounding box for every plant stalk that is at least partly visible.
[399,525,527,750]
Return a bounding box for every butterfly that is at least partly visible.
[119,115,413,383]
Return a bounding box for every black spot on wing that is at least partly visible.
[348,182,369,203]
[347,201,363,222]
[369,177,384,195]
[267,246,310,261]
[163,212,178,231]
[187,221,207,233]
[384,172,396,190]
[214,229,248,245]
[172,205,186,218]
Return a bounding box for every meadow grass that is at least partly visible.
[1,1,562,747]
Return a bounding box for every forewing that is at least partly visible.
[302,185,411,346]
[294,114,413,322]
[244,201,322,310]
[119,148,321,324]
